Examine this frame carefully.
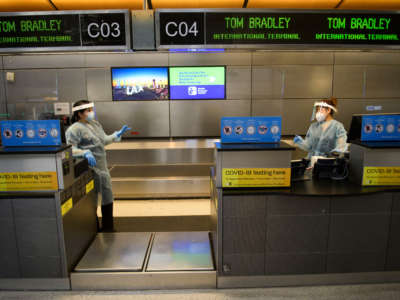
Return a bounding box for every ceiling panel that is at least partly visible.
[247,0,340,9]
[338,0,400,10]
[152,0,243,8]
[0,0,55,11]
[52,0,143,10]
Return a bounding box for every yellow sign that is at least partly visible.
[61,198,73,216]
[0,172,58,191]
[362,166,400,186]
[222,168,291,188]
[86,180,94,194]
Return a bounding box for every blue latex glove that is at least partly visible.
[293,135,304,144]
[84,151,97,167]
[116,125,131,138]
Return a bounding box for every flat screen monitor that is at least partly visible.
[169,66,226,100]
[111,67,169,101]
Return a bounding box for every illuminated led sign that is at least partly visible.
[156,10,400,48]
[0,10,130,52]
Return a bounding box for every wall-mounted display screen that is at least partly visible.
[169,66,226,100]
[111,67,169,101]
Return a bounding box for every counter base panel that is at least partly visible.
[71,271,217,290]
[0,278,70,290]
[217,271,400,289]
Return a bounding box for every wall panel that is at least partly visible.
[170,100,250,137]
[252,99,317,135]
[5,69,87,103]
[169,52,251,66]
[95,101,170,137]
[85,53,168,68]
[226,66,251,100]
[3,55,85,69]
[334,52,400,65]
[253,66,332,99]
[86,69,112,101]
[252,51,334,65]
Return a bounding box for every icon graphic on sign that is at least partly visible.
[375,124,384,133]
[386,124,395,133]
[223,126,232,135]
[271,126,280,134]
[258,125,268,135]
[364,124,373,133]
[27,129,35,138]
[234,126,243,135]
[15,129,24,138]
[50,128,59,138]
[247,126,255,135]
[188,87,197,96]
[38,128,48,138]
[3,129,12,138]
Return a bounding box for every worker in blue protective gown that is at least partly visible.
[66,100,130,232]
[293,97,348,160]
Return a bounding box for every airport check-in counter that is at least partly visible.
[0,145,97,290]
[211,141,400,288]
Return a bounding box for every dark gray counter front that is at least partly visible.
[212,179,400,283]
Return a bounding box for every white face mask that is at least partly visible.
[315,111,326,123]
[86,111,95,121]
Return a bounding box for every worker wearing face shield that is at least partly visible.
[293,97,348,160]
[66,100,131,232]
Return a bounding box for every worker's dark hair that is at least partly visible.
[320,97,338,115]
[71,100,90,124]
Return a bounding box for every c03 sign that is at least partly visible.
[0,10,131,52]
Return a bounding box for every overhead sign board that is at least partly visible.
[0,10,130,52]
[156,9,400,48]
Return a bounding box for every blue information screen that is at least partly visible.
[169,66,226,100]
[1,120,62,147]
[361,114,400,141]
[221,116,281,143]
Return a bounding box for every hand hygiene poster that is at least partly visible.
[169,67,225,100]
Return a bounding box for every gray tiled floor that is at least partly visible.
[1,283,400,300]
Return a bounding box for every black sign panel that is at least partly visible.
[159,12,204,45]
[80,13,126,46]
[0,14,80,48]
[206,12,400,45]
[0,10,129,51]
[157,10,400,48]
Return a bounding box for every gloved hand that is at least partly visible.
[84,151,97,167]
[293,135,304,144]
[116,125,131,138]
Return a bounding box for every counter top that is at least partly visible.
[215,141,295,151]
[0,144,71,155]
[222,178,400,197]
[351,140,400,149]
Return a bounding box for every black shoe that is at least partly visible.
[101,203,115,232]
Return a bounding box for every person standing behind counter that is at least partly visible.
[293,97,348,160]
[66,100,131,232]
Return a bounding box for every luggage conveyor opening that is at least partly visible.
[71,232,216,290]
[70,139,217,289]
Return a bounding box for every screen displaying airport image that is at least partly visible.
[111,67,169,101]
[169,66,226,100]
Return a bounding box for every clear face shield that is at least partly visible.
[311,102,337,121]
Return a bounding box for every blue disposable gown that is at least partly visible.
[296,119,348,158]
[66,120,120,205]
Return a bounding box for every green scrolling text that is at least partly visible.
[0,19,63,33]
[327,17,391,30]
